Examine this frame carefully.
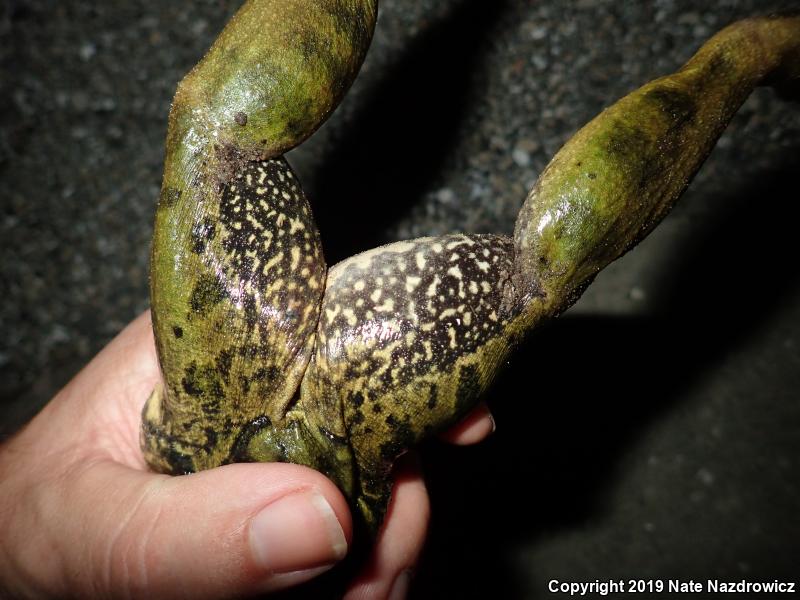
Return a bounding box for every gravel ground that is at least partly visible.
[2,1,799,598]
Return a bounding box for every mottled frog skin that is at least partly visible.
[141,0,800,533]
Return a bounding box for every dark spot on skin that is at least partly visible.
[234,111,248,126]
[324,3,372,54]
[351,410,365,425]
[181,363,203,397]
[242,293,258,329]
[229,415,273,463]
[239,344,259,360]
[351,391,365,408]
[427,384,438,410]
[611,107,686,193]
[643,86,696,128]
[172,325,183,338]
[201,397,221,417]
[191,218,216,255]
[455,364,481,416]
[166,448,195,475]
[204,427,218,449]
[314,453,334,475]
[284,116,314,143]
[281,98,316,142]
[346,355,382,380]
[181,362,224,408]
[260,139,267,144]
[158,187,181,210]
[252,366,281,382]
[378,416,415,463]
[215,348,234,382]
[604,121,651,166]
[603,120,668,194]
[237,255,256,279]
[378,441,395,462]
[189,274,226,316]
[295,25,322,62]
[587,172,597,180]
[372,403,383,414]
[364,426,373,434]
[704,51,735,82]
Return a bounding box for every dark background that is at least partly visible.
[2,1,799,598]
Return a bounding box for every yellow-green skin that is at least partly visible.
[145,0,378,488]
[142,2,800,534]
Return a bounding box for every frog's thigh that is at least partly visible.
[147,157,326,471]
[308,233,520,517]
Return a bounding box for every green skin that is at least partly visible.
[141,1,800,534]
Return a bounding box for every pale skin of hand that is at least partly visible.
[0,311,494,599]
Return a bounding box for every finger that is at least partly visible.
[63,310,159,408]
[38,311,160,469]
[344,454,429,600]
[50,461,352,599]
[74,309,160,419]
[438,402,496,445]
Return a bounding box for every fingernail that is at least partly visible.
[489,413,496,434]
[249,490,347,576]
[389,570,412,600]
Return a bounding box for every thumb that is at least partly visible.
[65,461,352,599]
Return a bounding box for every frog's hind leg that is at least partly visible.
[512,16,800,318]
[301,233,529,532]
[140,383,199,474]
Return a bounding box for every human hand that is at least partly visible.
[0,311,494,599]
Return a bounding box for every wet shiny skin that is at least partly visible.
[141,1,800,533]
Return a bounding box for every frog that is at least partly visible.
[140,0,800,534]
